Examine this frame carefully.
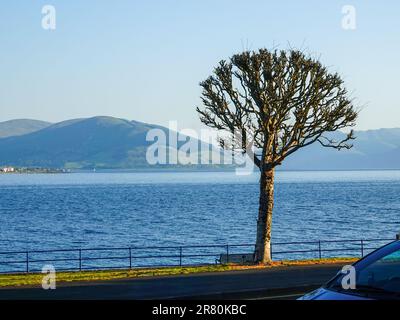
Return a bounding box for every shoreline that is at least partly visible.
[0,168,69,174]
[2,168,400,174]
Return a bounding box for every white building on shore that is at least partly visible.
[1,167,15,173]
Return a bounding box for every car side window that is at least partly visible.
[380,250,400,262]
[357,248,400,289]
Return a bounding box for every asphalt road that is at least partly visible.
[0,263,345,300]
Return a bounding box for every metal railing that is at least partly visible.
[0,237,395,274]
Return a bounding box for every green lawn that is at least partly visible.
[0,257,357,288]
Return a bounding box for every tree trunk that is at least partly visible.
[255,168,275,264]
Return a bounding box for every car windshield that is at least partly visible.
[327,242,400,298]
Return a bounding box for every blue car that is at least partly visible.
[299,240,400,300]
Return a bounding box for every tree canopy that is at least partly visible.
[197,49,358,170]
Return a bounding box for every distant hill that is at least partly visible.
[0,116,400,170]
[0,116,214,169]
[282,128,400,170]
[0,119,51,138]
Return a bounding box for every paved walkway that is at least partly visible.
[0,263,346,300]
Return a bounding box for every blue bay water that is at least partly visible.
[1,170,399,254]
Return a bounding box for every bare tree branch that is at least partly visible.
[196,48,358,171]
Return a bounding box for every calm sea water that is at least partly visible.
[1,170,399,254]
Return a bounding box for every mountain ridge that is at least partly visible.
[0,116,400,170]
[0,119,52,138]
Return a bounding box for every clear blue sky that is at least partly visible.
[0,0,399,131]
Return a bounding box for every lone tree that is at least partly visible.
[196,49,358,264]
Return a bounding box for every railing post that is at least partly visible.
[26,251,29,273]
[79,249,82,271]
[226,245,229,264]
[179,247,182,267]
[129,247,132,269]
[360,240,364,257]
[318,241,322,259]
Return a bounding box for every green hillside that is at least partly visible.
[1,116,400,170]
[0,116,167,169]
[0,119,51,138]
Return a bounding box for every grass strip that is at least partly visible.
[0,257,357,288]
